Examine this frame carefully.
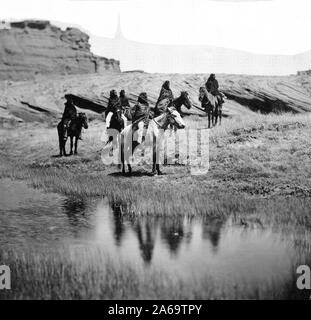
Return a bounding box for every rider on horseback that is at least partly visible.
[132,92,150,144]
[205,74,224,105]
[62,95,78,139]
[106,89,127,131]
[119,89,132,120]
[154,80,174,116]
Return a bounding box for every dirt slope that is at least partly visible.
[0,72,311,125]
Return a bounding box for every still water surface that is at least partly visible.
[0,178,296,283]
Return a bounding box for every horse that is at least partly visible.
[120,107,186,175]
[104,110,126,162]
[199,87,223,128]
[57,113,88,157]
[213,92,224,126]
[154,91,192,117]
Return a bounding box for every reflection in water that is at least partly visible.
[0,178,298,285]
[111,204,126,247]
[62,197,88,228]
[202,218,224,253]
[160,218,186,256]
[132,220,156,264]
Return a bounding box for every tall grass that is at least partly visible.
[0,246,309,300]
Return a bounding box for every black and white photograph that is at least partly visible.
[0,0,311,307]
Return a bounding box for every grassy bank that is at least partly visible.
[0,246,310,300]
[1,113,311,217]
[1,112,311,300]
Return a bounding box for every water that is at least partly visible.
[0,178,296,283]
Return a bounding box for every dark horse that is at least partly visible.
[154,91,192,117]
[170,91,192,116]
[199,87,223,128]
[57,113,88,157]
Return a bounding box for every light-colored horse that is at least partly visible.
[121,107,186,175]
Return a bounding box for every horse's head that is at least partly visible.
[180,91,192,110]
[167,107,185,129]
[78,112,88,129]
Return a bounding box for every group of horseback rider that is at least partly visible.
[60,74,223,141]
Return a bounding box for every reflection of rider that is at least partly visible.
[62,96,77,139]
[105,90,127,131]
[132,92,150,144]
[119,90,132,120]
[155,80,174,115]
[205,74,224,105]
[134,220,155,264]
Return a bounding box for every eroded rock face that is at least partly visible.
[0,20,120,80]
[297,70,311,76]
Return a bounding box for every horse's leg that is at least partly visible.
[163,137,168,165]
[152,135,162,175]
[219,109,222,125]
[128,144,132,174]
[152,135,157,174]
[175,131,179,164]
[213,107,217,126]
[120,134,126,174]
[69,136,73,155]
[208,110,211,129]
[156,164,162,175]
[116,133,122,170]
[58,129,63,157]
[126,139,135,175]
[63,138,67,156]
[74,136,78,155]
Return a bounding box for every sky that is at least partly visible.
[1,0,311,55]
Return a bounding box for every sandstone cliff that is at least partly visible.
[0,20,120,80]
